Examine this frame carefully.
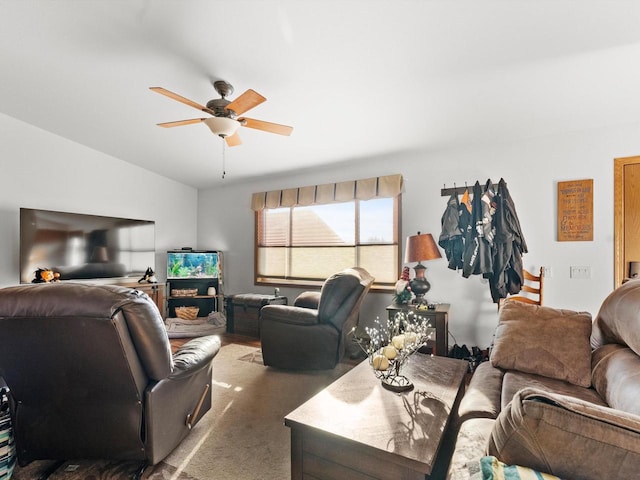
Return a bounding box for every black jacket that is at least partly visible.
[489,178,528,302]
[462,181,493,278]
[438,193,464,270]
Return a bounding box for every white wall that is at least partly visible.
[199,122,640,350]
[7,103,637,351]
[0,113,198,288]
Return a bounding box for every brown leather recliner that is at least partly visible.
[260,267,374,370]
[0,283,220,471]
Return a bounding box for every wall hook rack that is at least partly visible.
[441,183,470,197]
[441,180,504,197]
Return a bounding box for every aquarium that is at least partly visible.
[167,251,219,279]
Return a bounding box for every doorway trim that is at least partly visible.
[614,155,640,287]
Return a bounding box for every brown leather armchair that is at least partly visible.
[0,283,220,472]
[260,267,374,370]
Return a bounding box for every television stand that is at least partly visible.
[114,281,165,318]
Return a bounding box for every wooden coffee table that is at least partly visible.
[285,354,468,479]
[284,353,468,480]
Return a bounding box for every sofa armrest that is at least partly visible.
[170,335,221,380]
[457,361,504,423]
[261,305,319,326]
[293,291,321,309]
[447,418,496,480]
[146,345,217,464]
[488,387,640,480]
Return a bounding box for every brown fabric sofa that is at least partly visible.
[447,280,640,480]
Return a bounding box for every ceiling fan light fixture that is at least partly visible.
[151,83,293,143]
[204,117,240,137]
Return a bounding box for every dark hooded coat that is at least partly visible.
[489,178,528,302]
[438,193,464,270]
[462,181,493,278]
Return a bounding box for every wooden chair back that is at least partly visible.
[499,266,544,309]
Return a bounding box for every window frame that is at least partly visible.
[254,194,401,292]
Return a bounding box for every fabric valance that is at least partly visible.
[251,174,403,211]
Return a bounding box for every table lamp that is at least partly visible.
[404,232,442,304]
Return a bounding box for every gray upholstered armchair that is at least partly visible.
[260,267,374,370]
[0,283,220,474]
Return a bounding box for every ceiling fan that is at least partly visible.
[150,80,293,147]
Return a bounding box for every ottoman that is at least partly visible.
[226,294,288,337]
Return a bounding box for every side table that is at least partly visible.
[386,303,450,356]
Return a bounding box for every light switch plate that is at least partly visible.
[570,266,591,279]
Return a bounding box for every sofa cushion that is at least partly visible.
[458,362,504,422]
[501,370,607,411]
[317,268,364,327]
[490,301,593,387]
[488,387,640,480]
[592,343,640,416]
[591,279,640,354]
[260,305,319,326]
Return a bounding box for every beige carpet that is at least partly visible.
[11,343,355,479]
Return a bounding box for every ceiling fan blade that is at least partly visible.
[225,131,242,147]
[239,117,293,136]
[157,118,207,128]
[225,89,266,116]
[149,87,215,115]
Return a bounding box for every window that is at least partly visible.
[255,194,400,290]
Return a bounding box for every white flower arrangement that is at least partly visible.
[354,311,433,392]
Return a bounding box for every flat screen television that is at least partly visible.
[20,208,155,284]
[167,250,219,279]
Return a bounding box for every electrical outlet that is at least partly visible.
[542,266,552,278]
[570,266,591,279]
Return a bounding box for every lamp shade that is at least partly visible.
[404,232,442,264]
[203,117,241,137]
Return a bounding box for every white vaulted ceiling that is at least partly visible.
[2,1,640,188]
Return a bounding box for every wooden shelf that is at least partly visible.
[168,295,216,300]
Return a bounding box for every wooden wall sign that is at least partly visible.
[557,179,593,241]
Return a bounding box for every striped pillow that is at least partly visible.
[0,404,15,480]
[472,456,562,480]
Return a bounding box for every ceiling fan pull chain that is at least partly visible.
[221,138,226,179]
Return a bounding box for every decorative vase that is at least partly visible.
[354,312,432,393]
